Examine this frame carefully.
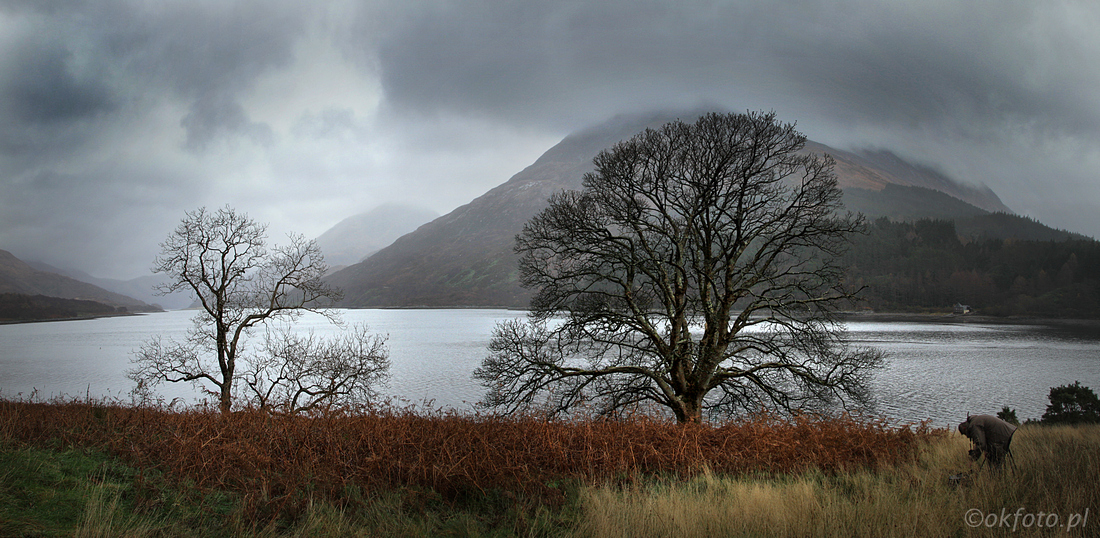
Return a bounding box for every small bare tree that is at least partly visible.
[242,325,389,414]
[128,205,388,413]
[475,112,883,423]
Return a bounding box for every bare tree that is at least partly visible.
[475,112,883,424]
[128,206,387,414]
[242,324,389,414]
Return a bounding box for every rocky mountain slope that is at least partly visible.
[807,142,1010,214]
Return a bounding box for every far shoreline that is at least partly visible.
[0,310,152,325]
[835,311,1100,330]
[5,307,1099,332]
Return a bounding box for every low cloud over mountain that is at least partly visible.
[327,111,1033,308]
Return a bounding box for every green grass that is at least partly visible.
[0,439,575,537]
[0,439,246,537]
[0,441,144,537]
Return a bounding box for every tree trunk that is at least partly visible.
[217,329,233,414]
[675,397,704,424]
[218,336,234,414]
[219,383,232,414]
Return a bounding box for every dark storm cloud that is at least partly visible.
[113,3,304,96]
[0,0,306,154]
[0,14,119,160]
[104,0,307,150]
[2,44,116,124]
[0,0,314,276]
[1,0,1099,279]
[181,92,274,150]
[374,1,755,126]
[372,0,1100,142]
[792,3,1100,142]
[361,0,1100,240]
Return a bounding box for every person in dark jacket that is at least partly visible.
[958,414,1017,468]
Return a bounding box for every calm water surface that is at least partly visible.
[1,310,1097,427]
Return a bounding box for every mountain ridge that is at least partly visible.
[0,249,159,313]
[23,260,193,310]
[325,111,682,306]
[323,110,1061,308]
[806,142,1010,214]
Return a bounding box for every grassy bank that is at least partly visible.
[1,400,1095,536]
[578,425,1099,537]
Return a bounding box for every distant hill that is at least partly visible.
[843,184,991,222]
[842,185,1088,242]
[25,261,192,310]
[315,204,439,269]
[0,293,129,323]
[326,111,684,307]
[326,110,1071,309]
[0,249,159,312]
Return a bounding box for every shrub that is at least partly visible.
[1041,381,1100,425]
[996,406,1019,426]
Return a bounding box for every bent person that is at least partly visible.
[958,414,1017,468]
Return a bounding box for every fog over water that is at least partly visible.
[1,310,1098,428]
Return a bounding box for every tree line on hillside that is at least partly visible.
[843,217,1100,317]
[0,293,129,322]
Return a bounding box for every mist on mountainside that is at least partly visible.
[24,260,192,311]
[9,107,1094,316]
[803,142,1011,214]
[0,249,161,317]
[315,204,439,269]
[3,203,439,312]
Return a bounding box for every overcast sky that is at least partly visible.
[2,0,1098,279]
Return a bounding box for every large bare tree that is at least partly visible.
[475,112,883,423]
[129,206,387,414]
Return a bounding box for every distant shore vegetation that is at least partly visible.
[0,293,137,324]
[845,217,1100,318]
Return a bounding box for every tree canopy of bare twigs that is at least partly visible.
[243,325,390,414]
[128,205,388,414]
[475,112,883,423]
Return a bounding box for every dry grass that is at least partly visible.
[0,399,930,521]
[16,398,1092,537]
[575,424,1100,537]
